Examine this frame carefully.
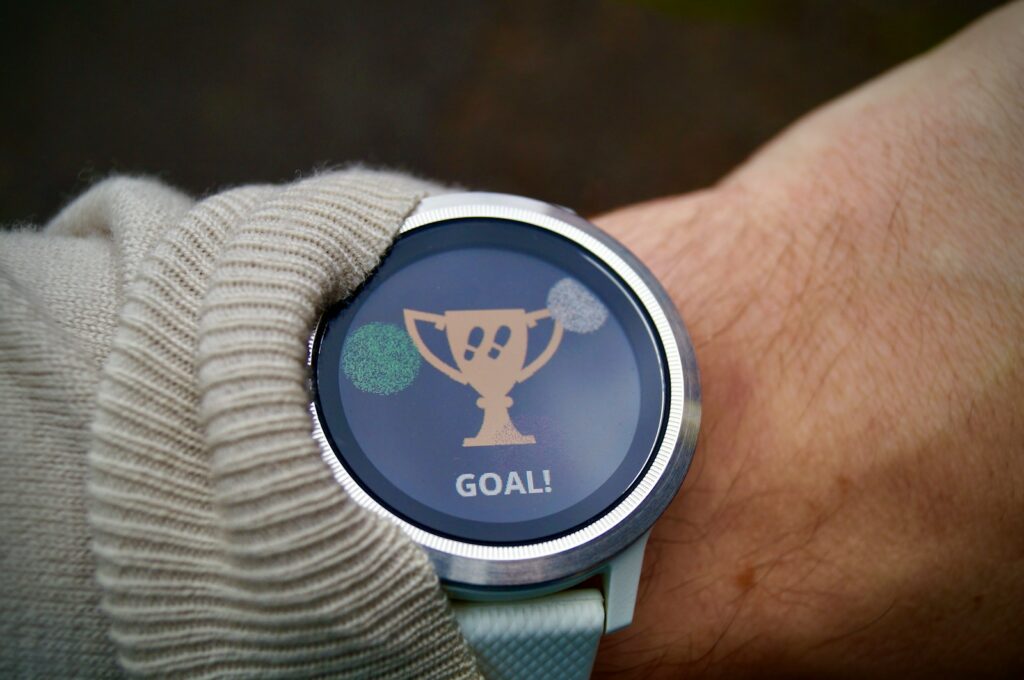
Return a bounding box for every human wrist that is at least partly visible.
[594,110,1024,673]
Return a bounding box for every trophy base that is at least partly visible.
[463,398,536,447]
[463,432,536,447]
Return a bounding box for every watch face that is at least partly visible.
[312,217,668,545]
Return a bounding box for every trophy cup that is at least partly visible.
[404,307,564,447]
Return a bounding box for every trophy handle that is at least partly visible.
[518,309,564,383]
[403,309,468,385]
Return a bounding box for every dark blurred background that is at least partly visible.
[0,0,1002,225]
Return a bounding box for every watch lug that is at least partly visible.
[601,529,650,633]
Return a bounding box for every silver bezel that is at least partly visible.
[309,192,700,592]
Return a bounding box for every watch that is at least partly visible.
[309,192,700,679]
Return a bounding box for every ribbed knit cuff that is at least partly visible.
[89,170,480,678]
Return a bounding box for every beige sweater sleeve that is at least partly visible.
[0,170,480,679]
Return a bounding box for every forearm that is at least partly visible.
[592,5,1024,675]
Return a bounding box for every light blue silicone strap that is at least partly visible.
[452,589,605,680]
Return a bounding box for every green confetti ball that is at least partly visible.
[342,322,421,395]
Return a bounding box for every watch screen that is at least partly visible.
[313,218,667,544]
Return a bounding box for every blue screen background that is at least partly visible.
[337,247,642,524]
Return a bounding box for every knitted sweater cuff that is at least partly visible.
[87,170,480,678]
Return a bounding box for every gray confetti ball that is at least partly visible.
[546,278,608,333]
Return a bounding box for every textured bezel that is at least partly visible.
[309,192,700,591]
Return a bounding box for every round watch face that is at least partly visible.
[312,217,665,544]
[310,193,699,587]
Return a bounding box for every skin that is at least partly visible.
[591,4,1024,677]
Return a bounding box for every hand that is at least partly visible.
[593,4,1024,677]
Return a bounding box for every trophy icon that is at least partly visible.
[404,307,564,447]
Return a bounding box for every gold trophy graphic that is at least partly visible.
[404,307,564,447]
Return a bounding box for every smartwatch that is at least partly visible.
[309,193,700,679]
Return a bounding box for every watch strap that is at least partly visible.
[453,589,604,680]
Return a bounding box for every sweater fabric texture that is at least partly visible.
[0,170,481,678]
